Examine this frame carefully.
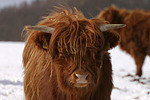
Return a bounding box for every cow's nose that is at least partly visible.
[73,73,89,84]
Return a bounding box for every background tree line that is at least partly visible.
[0,0,150,41]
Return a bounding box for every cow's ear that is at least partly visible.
[24,25,54,50]
[103,30,120,50]
[35,33,51,50]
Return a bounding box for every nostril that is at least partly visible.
[85,74,89,80]
[74,73,79,79]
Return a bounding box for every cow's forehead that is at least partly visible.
[48,9,106,60]
[54,23,104,55]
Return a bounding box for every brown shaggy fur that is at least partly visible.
[23,8,121,100]
[98,5,150,77]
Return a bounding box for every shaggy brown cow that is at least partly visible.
[23,8,125,100]
[98,5,150,77]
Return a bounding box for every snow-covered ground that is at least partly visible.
[0,42,25,100]
[0,42,149,100]
[110,46,150,100]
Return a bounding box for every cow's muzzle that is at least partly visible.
[70,71,92,88]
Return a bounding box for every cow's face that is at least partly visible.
[47,20,120,94]
[25,18,122,95]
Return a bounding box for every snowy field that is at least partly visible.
[0,42,150,100]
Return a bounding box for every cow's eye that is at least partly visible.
[59,53,64,58]
[59,52,69,58]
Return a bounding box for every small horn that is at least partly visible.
[25,25,54,33]
[100,24,126,32]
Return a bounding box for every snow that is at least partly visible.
[0,42,25,100]
[110,47,150,100]
[0,42,149,100]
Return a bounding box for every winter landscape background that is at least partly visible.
[0,0,150,100]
